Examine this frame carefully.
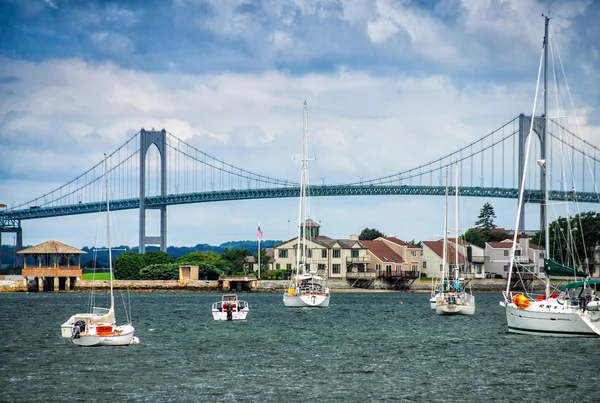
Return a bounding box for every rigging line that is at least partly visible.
[550,24,600,204]
[506,33,544,295]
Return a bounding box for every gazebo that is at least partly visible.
[18,240,85,292]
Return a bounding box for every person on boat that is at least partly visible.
[226,302,233,321]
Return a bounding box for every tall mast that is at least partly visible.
[455,163,459,283]
[442,168,448,288]
[295,101,308,277]
[104,154,114,310]
[543,15,550,298]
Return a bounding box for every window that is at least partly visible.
[307,249,312,258]
[332,264,340,274]
[412,264,418,272]
[276,263,280,270]
[278,249,288,258]
[318,264,326,271]
[322,249,327,258]
[515,250,521,256]
[375,264,381,270]
[286,263,292,270]
[503,265,509,272]
[396,265,401,271]
[411,250,417,257]
[504,250,509,256]
[476,265,482,274]
[333,249,341,258]
[305,264,311,272]
[422,261,427,269]
[351,249,359,258]
[539,252,544,258]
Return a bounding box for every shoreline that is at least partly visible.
[0,278,530,293]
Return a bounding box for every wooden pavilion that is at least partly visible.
[18,240,85,292]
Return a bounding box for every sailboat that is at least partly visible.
[501,15,600,337]
[434,166,476,315]
[283,101,330,308]
[61,154,137,346]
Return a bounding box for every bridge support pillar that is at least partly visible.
[517,114,545,233]
[139,129,168,254]
[0,224,23,269]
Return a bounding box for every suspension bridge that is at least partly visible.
[2,113,600,266]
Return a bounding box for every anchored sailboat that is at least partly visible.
[283,101,330,308]
[501,15,600,337]
[61,154,137,346]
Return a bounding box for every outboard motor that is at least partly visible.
[71,320,86,339]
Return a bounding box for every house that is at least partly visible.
[359,237,420,288]
[421,238,485,279]
[272,220,370,281]
[244,248,274,272]
[484,235,544,279]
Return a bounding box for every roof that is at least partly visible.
[275,236,365,250]
[423,240,466,264]
[361,240,404,263]
[377,236,420,248]
[486,241,514,249]
[17,240,86,255]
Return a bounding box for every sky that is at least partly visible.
[1,0,600,250]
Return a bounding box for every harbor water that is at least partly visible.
[1,291,598,402]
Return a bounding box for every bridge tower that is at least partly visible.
[139,129,167,254]
[517,114,546,233]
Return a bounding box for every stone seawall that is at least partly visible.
[0,278,543,293]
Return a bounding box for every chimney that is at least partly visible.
[349,234,359,241]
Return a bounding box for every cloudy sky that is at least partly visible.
[1,0,599,250]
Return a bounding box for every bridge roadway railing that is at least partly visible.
[1,185,597,225]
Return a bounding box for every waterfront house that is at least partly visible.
[421,238,484,279]
[484,235,544,279]
[360,237,420,288]
[272,220,370,282]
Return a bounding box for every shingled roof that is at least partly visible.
[17,240,86,255]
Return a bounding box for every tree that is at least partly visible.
[359,228,385,240]
[409,239,422,248]
[222,248,251,274]
[143,250,173,266]
[474,202,497,230]
[253,248,273,276]
[531,211,600,267]
[113,252,145,279]
[462,228,486,248]
[176,251,229,279]
[140,263,180,280]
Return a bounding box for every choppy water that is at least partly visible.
[1,291,598,402]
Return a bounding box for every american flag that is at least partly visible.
[257,225,263,239]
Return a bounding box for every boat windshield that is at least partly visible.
[92,307,110,316]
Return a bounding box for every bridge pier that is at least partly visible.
[517,114,546,232]
[0,225,23,269]
[139,129,167,254]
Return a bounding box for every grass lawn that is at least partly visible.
[82,272,114,280]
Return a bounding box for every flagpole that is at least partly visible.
[257,223,261,280]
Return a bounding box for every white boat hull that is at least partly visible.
[62,323,135,346]
[429,297,437,310]
[283,293,330,307]
[212,310,249,321]
[505,301,600,337]
[435,303,475,315]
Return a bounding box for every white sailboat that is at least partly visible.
[435,166,475,315]
[501,15,600,337]
[283,101,330,308]
[61,154,137,346]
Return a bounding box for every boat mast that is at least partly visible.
[543,15,550,298]
[295,101,309,278]
[104,154,114,310]
[442,168,448,289]
[455,163,459,287]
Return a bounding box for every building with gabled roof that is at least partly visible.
[484,235,544,279]
[272,220,370,282]
[421,238,485,279]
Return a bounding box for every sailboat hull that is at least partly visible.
[283,293,330,307]
[505,302,600,337]
[435,303,475,315]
